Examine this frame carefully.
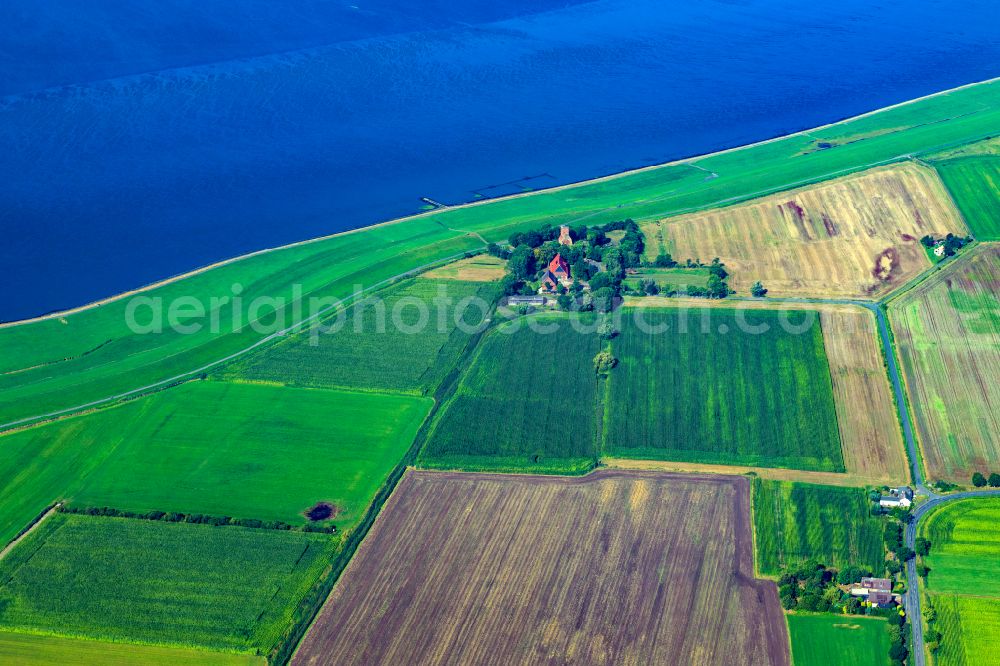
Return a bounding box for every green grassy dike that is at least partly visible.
[2,78,1000,429]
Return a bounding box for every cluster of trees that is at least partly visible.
[593,350,617,375]
[972,471,1000,487]
[920,233,974,257]
[923,597,945,654]
[628,258,732,299]
[778,560,871,613]
[883,520,915,571]
[886,610,910,666]
[56,504,337,533]
[492,219,647,312]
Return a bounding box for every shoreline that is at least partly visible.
[4,74,999,330]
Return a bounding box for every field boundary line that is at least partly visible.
[0,502,60,561]
[601,458,874,488]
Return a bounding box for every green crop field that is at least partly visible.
[3,80,1000,431]
[786,614,889,666]
[932,155,1000,240]
[929,594,1000,666]
[921,497,1000,596]
[419,316,601,474]
[0,514,334,653]
[921,498,1000,665]
[223,279,497,395]
[752,479,885,576]
[0,381,430,546]
[0,631,262,666]
[604,307,844,471]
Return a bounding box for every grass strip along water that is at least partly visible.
[3,78,1000,431]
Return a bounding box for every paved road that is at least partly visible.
[732,295,1000,665]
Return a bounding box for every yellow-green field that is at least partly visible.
[888,245,1000,482]
[0,631,262,666]
[641,163,965,298]
[920,498,1000,665]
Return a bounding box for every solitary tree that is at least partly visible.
[751,281,768,298]
[597,318,618,340]
[593,350,618,376]
[915,537,931,557]
[654,252,676,268]
[973,472,987,487]
[989,472,1000,487]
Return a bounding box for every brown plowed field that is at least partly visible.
[641,163,965,298]
[294,470,789,666]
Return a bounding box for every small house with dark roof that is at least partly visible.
[541,254,571,292]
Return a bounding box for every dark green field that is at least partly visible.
[604,307,844,471]
[0,514,334,653]
[752,479,885,576]
[933,155,1000,240]
[419,317,602,474]
[223,279,497,395]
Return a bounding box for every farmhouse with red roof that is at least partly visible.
[541,254,571,292]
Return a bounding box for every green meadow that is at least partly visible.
[0,631,262,666]
[921,497,1000,596]
[4,79,1000,430]
[785,614,889,666]
[0,381,430,545]
[931,155,1000,240]
[0,514,334,653]
[604,307,843,471]
[929,594,1000,666]
[622,267,711,290]
[921,499,1000,665]
[419,316,601,474]
[752,479,885,576]
[223,279,497,395]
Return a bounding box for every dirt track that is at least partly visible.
[294,469,789,666]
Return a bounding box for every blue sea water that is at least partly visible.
[2,0,999,320]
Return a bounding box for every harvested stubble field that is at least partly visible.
[0,514,335,653]
[419,316,601,474]
[752,479,885,576]
[222,278,497,395]
[641,163,965,298]
[294,470,789,666]
[819,309,908,483]
[604,307,843,471]
[888,245,1000,481]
